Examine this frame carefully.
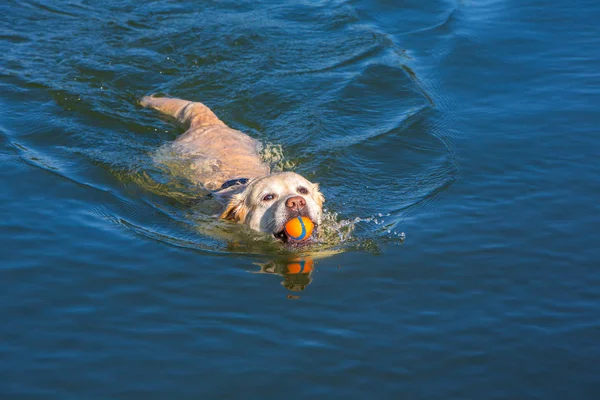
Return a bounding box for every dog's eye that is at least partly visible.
[262,194,275,201]
[297,186,309,195]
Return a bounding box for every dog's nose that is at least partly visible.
[285,196,306,210]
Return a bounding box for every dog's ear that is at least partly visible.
[220,193,249,222]
[312,183,325,208]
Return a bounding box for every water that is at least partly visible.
[1,0,599,398]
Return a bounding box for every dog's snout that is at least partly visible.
[285,196,306,210]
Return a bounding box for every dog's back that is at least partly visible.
[141,96,269,190]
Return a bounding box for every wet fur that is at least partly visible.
[141,96,324,238]
[219,172,324,233]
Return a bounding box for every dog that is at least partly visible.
[140,96,324,246]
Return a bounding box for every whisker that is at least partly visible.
[263,218,278,231]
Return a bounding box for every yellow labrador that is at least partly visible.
[140,96,324,246]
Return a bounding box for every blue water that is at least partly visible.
[1,0,599,398]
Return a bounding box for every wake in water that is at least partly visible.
[113,137,406,259]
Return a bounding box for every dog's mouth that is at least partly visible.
[273,220,318,247]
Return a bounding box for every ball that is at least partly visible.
[284,216,314,241]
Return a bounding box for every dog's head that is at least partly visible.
[220,172,324,246]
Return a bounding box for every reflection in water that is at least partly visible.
[254,257,315,292]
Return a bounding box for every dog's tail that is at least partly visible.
[140,96,225,129]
